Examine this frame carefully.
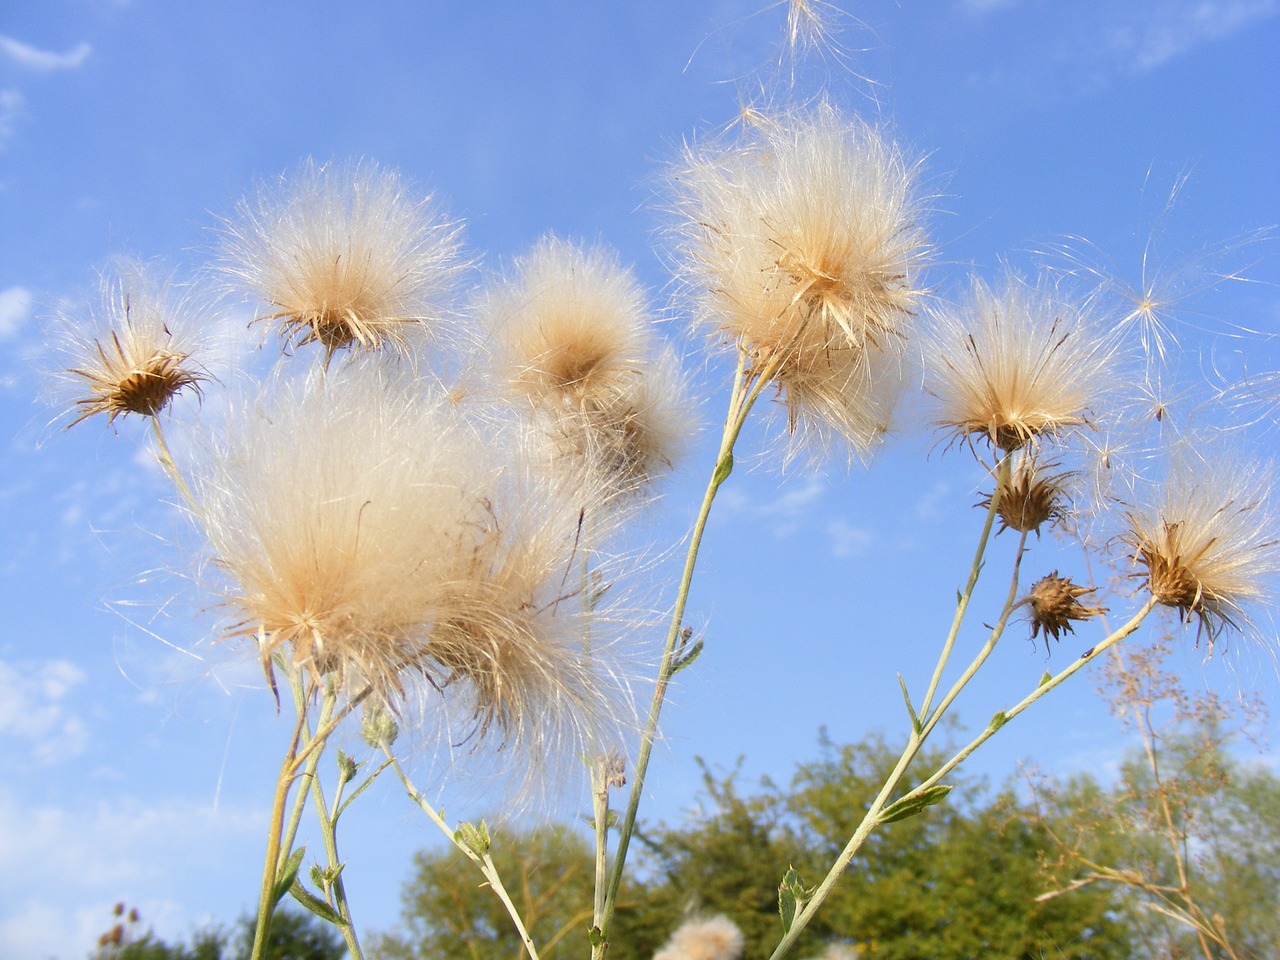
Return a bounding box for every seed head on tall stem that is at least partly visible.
[54,259,210,429]
[669,102,928,461]
[219,159,465,360]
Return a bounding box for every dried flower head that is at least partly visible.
[1124,451,1280,644]
[483,236,690,496]
[220,159,464,358]
[670,102,928,458]
[982,457,1073,536]
[1028,572,1106,643]
[928,275,1113,453]
[653,916,745,960]
[56,260,208,428]
[193,363,635,781]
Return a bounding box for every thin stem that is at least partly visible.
[307,730,364,960]
[383,747,543,960]
[598,345,770,951]
[764,599,1158,960]
[918,453,1010,719]
[150,417,196,510]
[250,704,307,960]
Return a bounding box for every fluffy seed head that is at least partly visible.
[192,363,636,782]
[1028,572,1106,643]
[220,159,464,358]
[56,261,208,428]
[669,103,928,458]
[653,916,745,960]
[1124,451,1280,645]
[928,275,1113,453]
[483,236,690,497]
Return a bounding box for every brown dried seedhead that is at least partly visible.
[1029,572,1106,644]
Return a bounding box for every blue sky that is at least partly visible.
[2,1,1279,957]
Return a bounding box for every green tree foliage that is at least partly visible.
[92,907,346,960]
[373,731,1131,960]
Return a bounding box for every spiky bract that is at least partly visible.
[928,275,1113,453]
[57,260,208,427]
[669,103,928,459]
[220,159,464,358]
[1028,572,1106,643]
[482,236,689,497]
[1124,451,1280,645]
[193,363,634,776]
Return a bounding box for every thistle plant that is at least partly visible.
[43,6,1278,960]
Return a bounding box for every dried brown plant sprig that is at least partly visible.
[669,102,928,460]
[928,274,1115,454]
[56,260,210,428]
[220,159,465,359]
[1028,572,1107,643]
[980,455,1074,536]
[1123,450,1280,646]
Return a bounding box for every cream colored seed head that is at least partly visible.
[928,274,1113,454]
[220,159,465,359]
[670,101,927,460]
[58,260,208,428]
[1124,451,1280,645]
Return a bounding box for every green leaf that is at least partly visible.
[987,710,1008,732]
[778,866,805,933]
[712,453,734,487]
[879,784,954,824]
[455,819,492,856]
[272,847,307,906]
[589,926,605,948]
[1038,671,1052,688]
[671,638,704,675]
[898,674,921,734]
[288,879,345,926]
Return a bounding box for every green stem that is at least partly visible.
[764,596,1158,960]
[250,701,307,960]
[383,747,543,960]
[918,454,1010,719]
[597,345,777,954]
[307,731,364,960]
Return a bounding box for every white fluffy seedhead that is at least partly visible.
[653,916,745,960]
[192,361,640,795]
[1122,447,1280,647]
[669,102,928,461]
[219,159,466,360]
[52,258,211,429]
[480,235,692,499]
[926,273,1116,455]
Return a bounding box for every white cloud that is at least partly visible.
[826,518,872,557]
[0,659,89,764]
[0,35,92,72]
[0,286,32,339]
[956,0,1020,15]
[1109,0,1277,74]
[0,88,22,149]
[0,787,262,960]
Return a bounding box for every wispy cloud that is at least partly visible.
[956,0,1020,15]
[1109,0,1277,73]
[718,477,826,538]
[0,285,32,339]
[0,35,92,72]
[826,518,872,557]
[0,787,262,960]
[0,659,88,763]
[0,88,22,149]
